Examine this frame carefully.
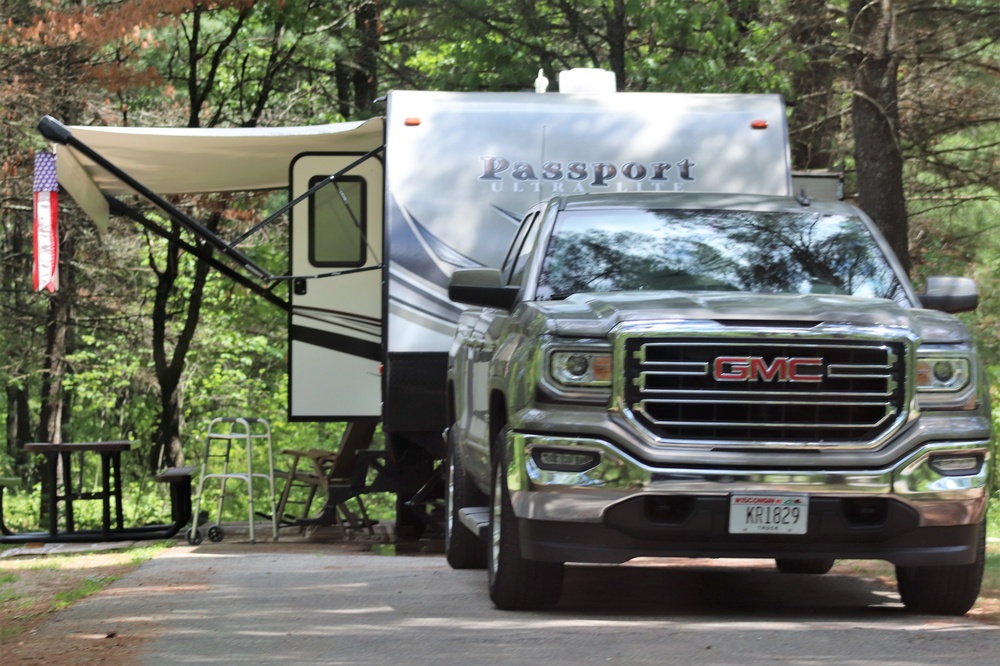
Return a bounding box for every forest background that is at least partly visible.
[0,0,998,530]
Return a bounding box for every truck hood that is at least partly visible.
[536,292,968,344]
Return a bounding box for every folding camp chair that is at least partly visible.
[274,421,377,536]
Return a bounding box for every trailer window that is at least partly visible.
[309,175,366,267]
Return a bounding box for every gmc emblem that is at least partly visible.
[714,356,824,382]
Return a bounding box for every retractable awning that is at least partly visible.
[51,118,385,231]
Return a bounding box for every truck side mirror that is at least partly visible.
[918,276,979,314]
[448,268,520,310]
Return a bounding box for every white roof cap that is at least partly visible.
[558,68,617,94]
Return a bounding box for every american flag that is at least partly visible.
[33,151,59,292]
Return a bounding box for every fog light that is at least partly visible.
[533,447,601,472]
[929,454,982,476]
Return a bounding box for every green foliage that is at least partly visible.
[394,0,795,94]
[1,479,178,534]
[2,0,998,537]
[910,197,1000,371]
[110,0,358,126]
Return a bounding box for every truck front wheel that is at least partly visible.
[488,428,563,610]
[895,523,985,616]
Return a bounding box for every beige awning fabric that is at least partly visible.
[54,119,385,231]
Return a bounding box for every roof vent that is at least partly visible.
[558,68,617,95]
[534,69,549,93]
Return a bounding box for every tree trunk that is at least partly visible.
[154,383,185,471]
[149,216,217,471]
[6,384,32,467]
[35,221,76,525]
[352,1,381,115]
[37,227,76,445]
[2,192,35,469]
[335,60,353,119]
[788,0,839,170]
[603,0,628,90]
[847,0,909,273]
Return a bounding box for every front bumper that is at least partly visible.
[506,432,992,566]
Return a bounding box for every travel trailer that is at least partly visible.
[41,70,805,534]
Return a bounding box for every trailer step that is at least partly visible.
[458,507,490,538]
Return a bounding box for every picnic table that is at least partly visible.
[0,441,194,544]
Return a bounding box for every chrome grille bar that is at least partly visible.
[622,336,908,444]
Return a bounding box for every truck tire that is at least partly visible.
[775,558,835,575]
[445,427,487,569]
[895,524,985,616]
[488,428,563,610]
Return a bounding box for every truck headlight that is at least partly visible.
[550,350,612,387]
[916,357,970,392]
[915,351,977,411]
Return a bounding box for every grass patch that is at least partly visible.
[983,546,1000,593]
[51,575,119,611]
[0,541,169,647]
[973,542,1000,622]
[0,572,18,604]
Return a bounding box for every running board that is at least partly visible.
[458,507,490,538]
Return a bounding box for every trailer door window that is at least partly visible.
[309,175,366,267]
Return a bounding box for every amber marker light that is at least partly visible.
[751,120,769,129]
[404,117,421,126]
[591,354,613,383]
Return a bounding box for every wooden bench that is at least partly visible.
[155,466,198,534]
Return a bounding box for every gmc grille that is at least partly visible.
[623,338,907,443]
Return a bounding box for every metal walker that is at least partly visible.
[186,417,278,545]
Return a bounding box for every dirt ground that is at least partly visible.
[0,536,402,664]
[0,545,155,662]
[1,540,998,664]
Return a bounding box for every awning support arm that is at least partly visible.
[108,197,290,312]
[227,144,385,249]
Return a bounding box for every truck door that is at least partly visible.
[289,153,384,420]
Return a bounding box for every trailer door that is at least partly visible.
[289,153,384,420]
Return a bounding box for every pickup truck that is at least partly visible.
[445,192,993,614]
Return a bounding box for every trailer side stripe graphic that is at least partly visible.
[290,324,380,362]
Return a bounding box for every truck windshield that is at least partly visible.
[536,208,909,303]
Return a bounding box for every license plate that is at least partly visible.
[729,494,809,535]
